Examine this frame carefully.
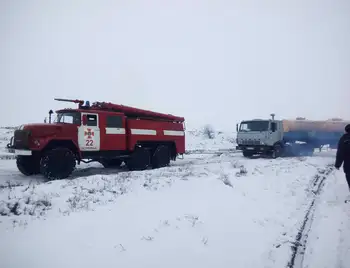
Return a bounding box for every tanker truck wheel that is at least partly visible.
[271,144,282,159]
[40,147,76,180]
[16,155,40,176]
[243,150,254,158]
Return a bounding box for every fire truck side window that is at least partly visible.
[86,114,97,127]
[106,115,123,128]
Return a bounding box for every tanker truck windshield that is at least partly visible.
[239,121,269,132]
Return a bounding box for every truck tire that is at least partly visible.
[271,144,282,159]
[243,150,254,158]
[16,155,40,176]
[152,145,170,168]
[126,147,151,171]
[40,147,76,180]
[100,159,123,168]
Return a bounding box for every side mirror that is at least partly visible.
[82,114,87,125]
[236,124,238,132]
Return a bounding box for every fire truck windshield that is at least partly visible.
[56,112,81,125]
[239,121,269,132]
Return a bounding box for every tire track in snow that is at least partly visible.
[286,163,335,268]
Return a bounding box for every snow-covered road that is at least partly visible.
[302,167,350,268]
[0,150,348,268]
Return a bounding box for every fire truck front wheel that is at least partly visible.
[40,147,76,180]
[16,155,40,176]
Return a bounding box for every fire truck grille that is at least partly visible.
[13,130,31,149]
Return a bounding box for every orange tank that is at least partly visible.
[282,118,350,133]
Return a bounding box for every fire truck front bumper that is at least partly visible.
[7,146,32,156]
[12,149,32,156]
[6,137,32,156]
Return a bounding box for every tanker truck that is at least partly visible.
[235,114,349,158]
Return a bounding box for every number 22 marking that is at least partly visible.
[86,139,94,146]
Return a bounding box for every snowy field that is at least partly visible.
[0,127,15,159]
[0,127,349,268]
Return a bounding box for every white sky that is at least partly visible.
[1,0,349,131]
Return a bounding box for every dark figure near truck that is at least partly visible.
[335,124,350,191]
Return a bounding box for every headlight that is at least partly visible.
[33,139,40,146]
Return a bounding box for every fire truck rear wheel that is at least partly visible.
[152,145,170,168]
[126,147,151,171]
[16,155,40,176]
[40,147,76,180]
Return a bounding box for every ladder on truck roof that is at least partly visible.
[92,102,185,122]
[54,98,185,122]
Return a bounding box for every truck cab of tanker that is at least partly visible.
[236,114,283,158]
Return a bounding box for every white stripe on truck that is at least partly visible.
[131,129,157,135]
[108,128,184,136]
[163,130,185,136]
[106,128,126,134]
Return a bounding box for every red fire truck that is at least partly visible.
[7,98,186,180]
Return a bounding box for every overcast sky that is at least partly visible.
[1,0,349,130]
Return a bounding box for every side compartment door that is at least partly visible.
[78,113,101,151]
[103,113,127,151]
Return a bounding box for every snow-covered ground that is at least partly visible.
[0,127,15,159]
[185,128,236,152]
[0,126,349,268]
[301,169,350,268]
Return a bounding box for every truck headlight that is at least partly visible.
[33,139,40,146]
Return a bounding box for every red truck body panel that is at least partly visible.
[54,101,185,156]
[126,118,185,153]
[22,123,80,152]
[96,111,127,151]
